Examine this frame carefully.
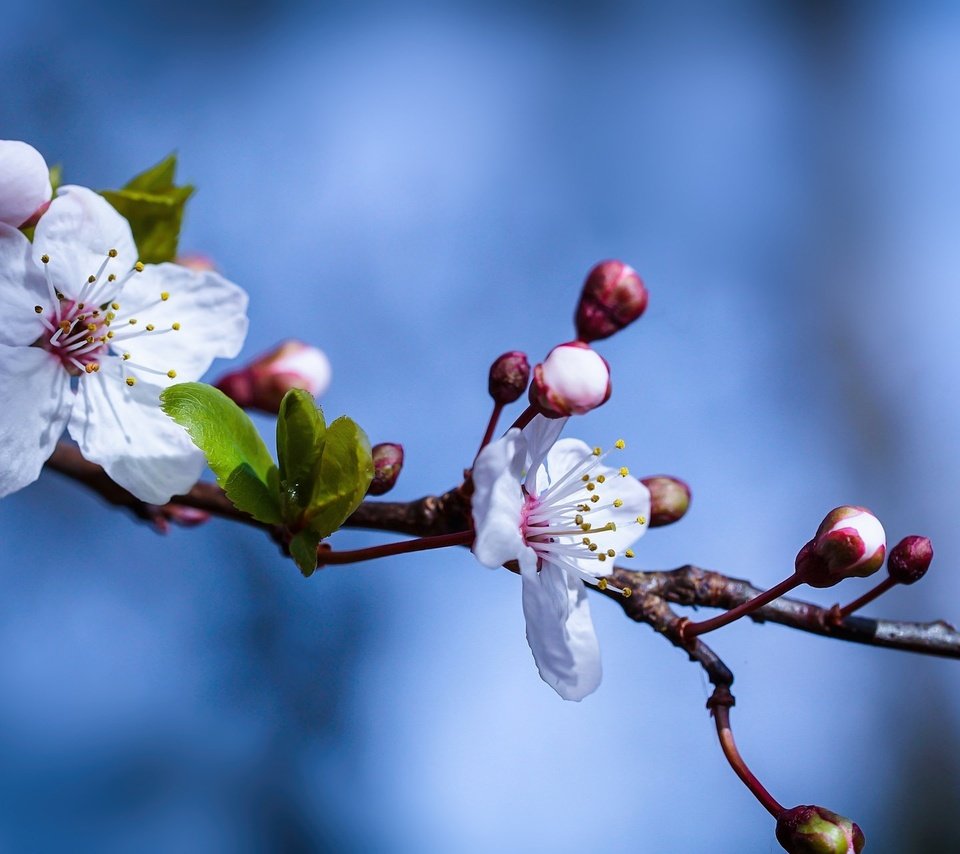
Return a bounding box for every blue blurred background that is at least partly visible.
[1,1,958,851]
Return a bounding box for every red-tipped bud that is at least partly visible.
[776,806,865,854]
[367,443,404,496]
[640,475,691,527]
[797,506,886,587]
[529,341,611,418]
[216,340,332,415]
[488,351,530,404]
[574,260,649,342]
[887,535,933,585]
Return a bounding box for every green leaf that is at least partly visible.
[276,389,327,524]
[48,163,62,195]
[289,529,321,577]
[304,416,374,539]
[160,382,282,524]
[101,154,194,264]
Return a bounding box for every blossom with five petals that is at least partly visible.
[471,415,651,700]
[0,184,248,503]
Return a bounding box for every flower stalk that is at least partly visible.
[315,530,474,567]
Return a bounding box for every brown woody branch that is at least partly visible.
[44,442,959,662]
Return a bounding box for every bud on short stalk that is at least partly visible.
[776,805,865,854]
[574,260,649,342]
[529,341,611,418]
[216,340,332,415]
[488,351,530,404]
[796,506,886,588]
[887,535,933,585]
[641,476,691,527]
[368,443,404,496]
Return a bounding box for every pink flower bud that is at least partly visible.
[0,140,52,228]
[368,443,404,496]
[574,260,649,342]
[529,341,611,418]
[216,340,332,414]
[175,253,218,272]
[796,506,886,587]
[640,475,691,527]
[887,535,933,585]
[776,805,865,854]
[488,351,530,404]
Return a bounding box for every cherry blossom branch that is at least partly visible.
[43,443,959,661]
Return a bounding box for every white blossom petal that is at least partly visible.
[0,224,50,346]
[0,345,72,497]
[597,473,651,554]
[112,263,249,383]
[67,360,205,504]
[543,437,594,484]
[33,186,137,299]
[471,429,534,569]
[0,140,51,227]
[521,414,567,493]
[521,561,602,701]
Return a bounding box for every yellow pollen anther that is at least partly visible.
[613,498,623,508]
[607,549,615,558]
[582,537,591,546]
[581,474,590,482]
[77,303,85,310]
[122,353,130,360]
[145,324,155,331]
[125,377,136,387]
[615,439,625,449]
[160,292,169,301]
[135,261,144,272]
[41,254,50,264]
[590,494,600,503]
[55,291,64,301]
[84,336,94,344]
[589,543,598,552]
[108,274,117,282]
[129,319,137,325]
[108,248,118,258]
[58,320,71,331]
[581,522,592,532]
[93,363,100,372]
[574,514,583,526]
[84,363,96,373]
[592,447,602,456]
[106,331,114,339]
[625,549,635,559]
[597,578,608,591]
[167,370,177,378]
[619,466,629,477]
[586,482,596,491]
[597,553,607,562]
[34,305,42,314]
[86,323,96,331]
[87,275,96,284]
[171,322,181,330]
[637,516,646,525]
[105,312,115,322]
[597,474,606,483]
[111,302,119,310]
[621,587,632,599]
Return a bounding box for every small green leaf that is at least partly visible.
[48,163,62,195]
[276,389,327,524]
[160,382,282,524]
[101,154,194,264]
[304,416,374,539]
[289,529,320,577]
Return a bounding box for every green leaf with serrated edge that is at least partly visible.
[160,382,282,524]
[304,416,374,539]
[289,529,320,577]
[276,389,327,524]
[101,154,194,264]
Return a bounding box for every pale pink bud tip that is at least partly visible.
[797,506,886,587]
[215,340,332,414]
[368,443,404,496]
[887,535,933,585]
[176,253,218,272]
[529,341,611,418]
[575,260,649,342]
[488,351,530,404]
[776,805,865,854]
[640,476,691,527]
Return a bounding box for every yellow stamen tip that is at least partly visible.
[111,302,120,310]
[574,514,583,526]
[108,248,118,258]
[581,523,592,532]
[167,370,177,379]
[637,516,646,526]
[613,498,623,508]
[84,363,95,373]
[129,319,137,325]
[615,439,625,449]
[596,474,606,483]
[134,261,144,272]
[621,587,632,599]
[122,353,130,360]
[41,254,50,264]
[597,578,608,591]
[581,474,590,482]
[171,322,181,330]
[619,467,629,477]
[607,549,615,558]
[597,553,607,562]
[160,292,169,301]
[145,324,155,331]
[87,275,96,284]
[125,377,136,387]
[582,537,591,546]
[592,446,602,456]
[108,274,117,282]
[34,305,42,314]
[588,543,598,552]
[625,549,635,559]
[590,494,600,503]
[586,482,595,491]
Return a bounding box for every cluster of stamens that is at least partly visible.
[34,250,182,384]
[522,439,646,599]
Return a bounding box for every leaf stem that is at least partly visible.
[316,530,474,566]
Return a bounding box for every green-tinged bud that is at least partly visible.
[488,351,530,404]
[887,535,933,585]
[367,443,404,495]
[640,475,691,527]
[776,805,865,853]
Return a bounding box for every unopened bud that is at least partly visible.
[797,506,886,587]
[641,476,691,527]
[776,805,865,854]
[216,340,332,415]
[0,139,52,228]
[368,443,404,496]
[887,535,933,585]
[575,260,649,342]
[488,351,530,404]
[529,341,611,418]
